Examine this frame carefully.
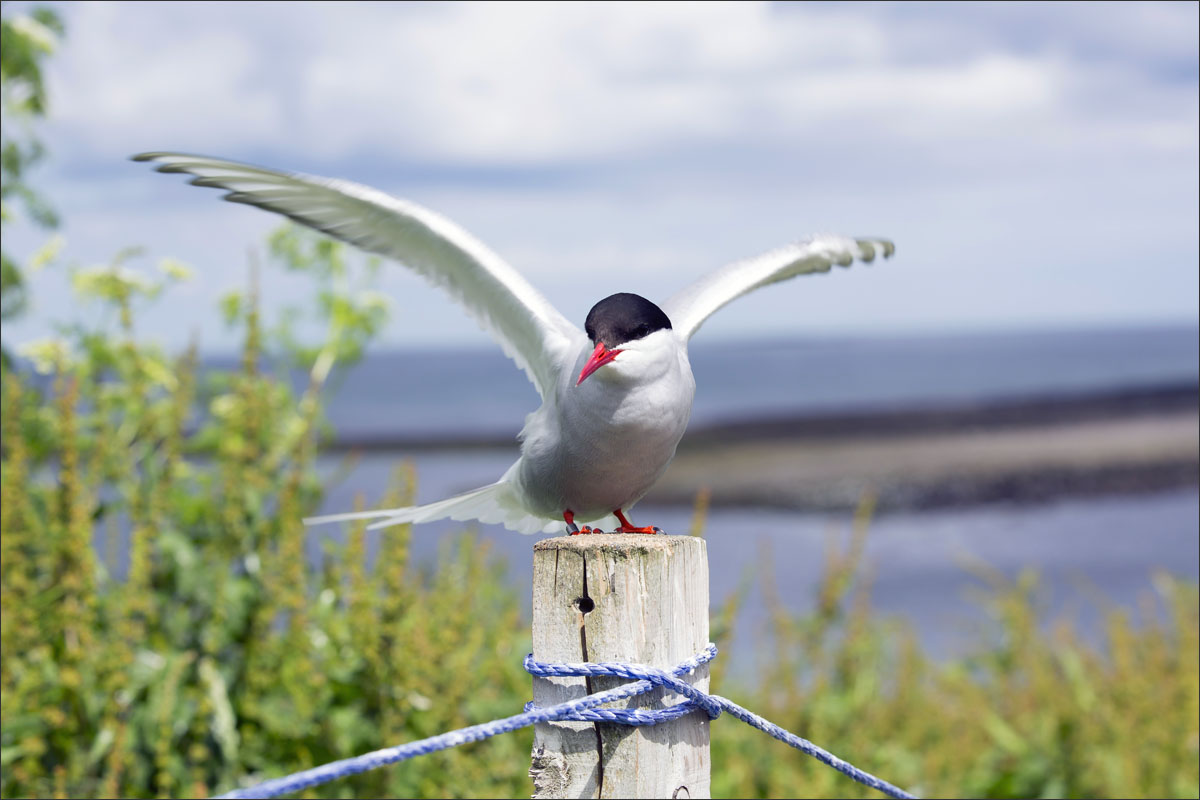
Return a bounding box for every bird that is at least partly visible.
[133,152,893,535]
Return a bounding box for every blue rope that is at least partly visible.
[218,644,916,799]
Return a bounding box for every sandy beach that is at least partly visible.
[650,385,1199,511]
[324,382,1199,512]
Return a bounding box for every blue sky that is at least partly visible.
[4,1,1198,353]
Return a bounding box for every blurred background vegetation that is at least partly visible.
[2,6,1197,799]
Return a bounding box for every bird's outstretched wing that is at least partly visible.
[132,152,582,397]
[662,235,894,341]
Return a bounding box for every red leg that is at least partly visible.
[564,510,601,535]
[613,509,662,534]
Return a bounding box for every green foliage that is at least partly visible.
[3,262,1197,798]
[0,233,1197,800]
[0,9,1195,795]
[1,4,64,325]
[0,7,64,118]
[0,229,536,798]
[706,497,1200,799]
[261,224,390,378]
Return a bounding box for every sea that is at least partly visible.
[303,323,1199,667]
[318,322,1200,441]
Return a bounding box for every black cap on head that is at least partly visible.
[584,293,672,348]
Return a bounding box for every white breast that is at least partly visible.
[517,336,695,522]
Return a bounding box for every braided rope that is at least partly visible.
[218,644,916,799]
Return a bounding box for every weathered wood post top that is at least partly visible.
[530,534,711,799]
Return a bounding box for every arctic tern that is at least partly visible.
[133,152,893,535]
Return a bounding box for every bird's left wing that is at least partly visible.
[132,152,582,398]
[662,235,894,341]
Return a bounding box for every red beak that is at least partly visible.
[577,341,622,385]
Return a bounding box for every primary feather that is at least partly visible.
[664,235,894,341]
[134,152,893,535]
[131,152,581,398]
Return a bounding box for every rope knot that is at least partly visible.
[219,642,915,799]
[523,643,721,725]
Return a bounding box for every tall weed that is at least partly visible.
[2,233,1196,798]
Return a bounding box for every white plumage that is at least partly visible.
[134,152,893,535]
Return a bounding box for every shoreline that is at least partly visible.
[654,409,1198,513]
[650,454,1199,513]
[321,381,1199,451]
[318,381,1199,512]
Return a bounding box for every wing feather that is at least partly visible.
[133,152,582,397]
[662,234,894,340]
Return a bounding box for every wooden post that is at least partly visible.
[529,534,711,799]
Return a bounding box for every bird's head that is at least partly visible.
[577,293,674,386]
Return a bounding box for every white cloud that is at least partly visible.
[286,3,1072,161]
[49,2,285,154]
[3,0,1195,351]
[44,1,1189,165]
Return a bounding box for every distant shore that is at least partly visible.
[320,382,1200,512]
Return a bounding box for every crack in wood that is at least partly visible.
[579,555,604,795]
[532,536,710,798]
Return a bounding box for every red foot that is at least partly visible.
[613,509,663,535]
[564,510,605,535]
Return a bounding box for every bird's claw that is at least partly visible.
[613,525,663,534]
[568,525,604,535]
[611,509,662,534]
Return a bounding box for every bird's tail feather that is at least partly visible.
[303,480,557,535]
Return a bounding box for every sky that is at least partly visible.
[3,0,1198,354]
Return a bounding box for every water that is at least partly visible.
[301,323,1199,669]
[314,323,1199,440]
[315,449,1198,670]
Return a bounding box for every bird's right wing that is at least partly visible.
[133,152,582,397]
[662,235,894,341]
